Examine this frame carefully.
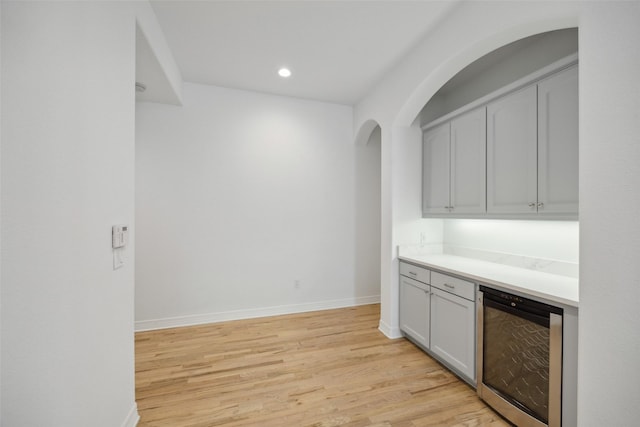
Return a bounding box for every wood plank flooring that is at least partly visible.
[135,304,510,427]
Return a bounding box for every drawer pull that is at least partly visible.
[444,283,455,289]
[408,271,417,276]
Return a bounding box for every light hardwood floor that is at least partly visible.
[135,304,510,427]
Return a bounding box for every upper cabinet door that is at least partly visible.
[487,86,538,214]
[537,65,579,215]
[450,108,487,214]
[423,123,450,214]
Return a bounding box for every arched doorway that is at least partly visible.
[354,121,382,301]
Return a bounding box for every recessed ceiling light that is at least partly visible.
[278,68,292,78]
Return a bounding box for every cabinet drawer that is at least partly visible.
[431,271,475,301]
[400,262,430,284]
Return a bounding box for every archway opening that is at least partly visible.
[354,121,382,301]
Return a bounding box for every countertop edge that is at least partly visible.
[399,254,579,309]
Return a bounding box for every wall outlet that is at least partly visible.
[420,232,427,246]
[294,280,300,289]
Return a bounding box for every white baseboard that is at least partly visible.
[378,319,403,339]
[135,295,381,332]
[121,403,140,427]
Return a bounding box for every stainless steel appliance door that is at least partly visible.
[477,289,563,427]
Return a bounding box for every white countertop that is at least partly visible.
[398,253,579,308]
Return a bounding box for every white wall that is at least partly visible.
[377,125,444,337]
[1,2,138,426]
[392,126,444,248]
[579,2,640,425]
[443,219,579,263]
[0,2,3,419]
[135,83,381,329]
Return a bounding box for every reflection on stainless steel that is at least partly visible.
[477,287,563,427]
[484,306,550,422]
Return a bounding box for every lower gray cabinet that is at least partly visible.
[400,262,476,384]
[430,286,476,382]
[399,275,430,348]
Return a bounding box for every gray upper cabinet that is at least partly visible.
[487,85,538,214]
[451,108,487,214]
[422,56,579,220]
[422,123,450,215]
[487,66,578,217]
[423,108,486,216]
[538,65,579,215]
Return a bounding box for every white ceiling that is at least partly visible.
[147,1,459,105]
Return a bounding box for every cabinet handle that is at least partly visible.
[408,271,417,276]
[444,283,455,289]
[537,202,544,209]
[528,202,536,209]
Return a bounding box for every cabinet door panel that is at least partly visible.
[422,123,450,214]
[487,86,538,214]
[450,108,487,214]
[538,65,579,214]
[430,287,475,382]
[400,277,430,348]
